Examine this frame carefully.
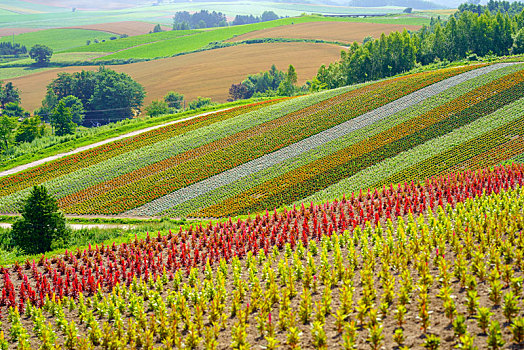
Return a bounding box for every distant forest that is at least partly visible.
[172,10,280,30]
[348,0,444,10]
[315,5,524,89]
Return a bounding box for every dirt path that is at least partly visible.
[0,107,234,178]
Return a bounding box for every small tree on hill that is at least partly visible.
[29,44,53,66]
[145,100,170,117]
[50,100,76,136]
[12,185,70,254]
[153,24,163,33]
[0,115,17,151]
[164,91,184,109]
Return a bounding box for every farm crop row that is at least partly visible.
[0,99,282,202]
[151,63,524,218]
[58,66,478,215]
[304,97,524,205]
[1,164,524,348]
[380,117,524,187]
[0,82,355,212]
[196,70,524,217]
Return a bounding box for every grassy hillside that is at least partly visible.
[2,62,524,218]
[61,16,423,60]
[0,29,115,52]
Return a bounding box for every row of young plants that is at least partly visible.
[302,96,524,206]
[0,163,522,320]
[131,63,521,217]
[195,70,524,218]
[54,66,481,215]
[2,171,524,348]
[0,99,281,198]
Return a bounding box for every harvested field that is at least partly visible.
[226,21,422,43]
[10,42,343,111]
[0,28,41,37]
[64,21,172,36]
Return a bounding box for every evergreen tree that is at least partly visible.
[12,185,70,254]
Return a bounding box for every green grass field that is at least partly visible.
[0,29,114,52]
[61,15,427,60]
[0,52,101,71]
[66,29,197,53]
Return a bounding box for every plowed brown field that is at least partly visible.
[226,21,422,43]
[64,21,171,36]
[9,42,343,111]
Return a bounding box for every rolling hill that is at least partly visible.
[1,61,523,219]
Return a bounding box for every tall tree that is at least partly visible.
[60,95,85,125]
[0,82,20,108]
[0,115,17,151]
[50,100,76,136]
[11,185,70,254]
[164,91,184,109]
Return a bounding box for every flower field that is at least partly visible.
[2,63,524,219]
[2,164,524,348]
[0,63,491,216]
[179,65,524,217]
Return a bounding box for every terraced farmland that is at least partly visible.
[3,62,524,218]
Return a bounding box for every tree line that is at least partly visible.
[172,10,280,30]
[313,8,523,90]
[0,42,27,56]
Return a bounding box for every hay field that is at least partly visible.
[64,21,172,36]
[9,42,343,111]
[227,21,422,43]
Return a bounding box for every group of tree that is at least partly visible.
[39,67,145,126]
[458,0,524,16]
[228,64,298,100]
[172,10,227,30]
[144,92,215,117]
[314,7,522,90]
[173,10,280,29]
[0,81,45,151]
[232,11,280,25]
[0,42,27,56]
[348,0,441,10]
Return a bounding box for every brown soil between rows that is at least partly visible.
[226,21,422,44]
[9,42,343,111]
[63,21,171,36]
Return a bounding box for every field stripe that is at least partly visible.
[126,63,511,216]
[195,73,524,217]
[160,63,524,217]
[301,98,524,204]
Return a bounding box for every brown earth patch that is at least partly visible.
[64,21,171,36]
[9,42,343,111]
[0,28,42,37]
[226,21,422,44]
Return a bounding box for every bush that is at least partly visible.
[11,185,70,254]
[189,96,213,110]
